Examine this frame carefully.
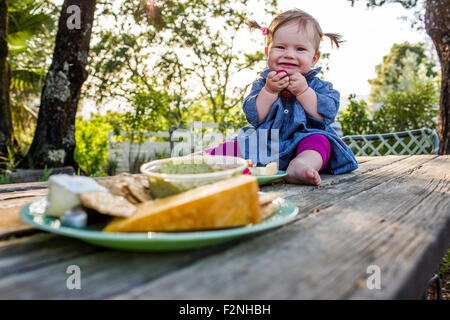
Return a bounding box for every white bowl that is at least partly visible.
[140,155,248,198]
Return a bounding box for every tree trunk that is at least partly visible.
[0,0,11,161]
[20,0,97,169]
[425,0,450,155]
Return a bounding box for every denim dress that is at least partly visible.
[236,67,358,174]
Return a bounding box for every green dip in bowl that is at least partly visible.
[140,155,247,199]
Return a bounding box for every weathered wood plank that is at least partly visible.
[281,155,436,216]
[0,157,398,239]
[0,156,407,240]
[0,174,139,194]
[0,189,48,202]
[0,155,446,299]
[262,155,421,211]
[7,166,75,184]
[0,175,134,237]
[0,233,243,299]
[0,189,48,238]
[355,156,379,164]
[0,234,102,278]
[108,155,448,300]
[0,208,39,239]
[0,181,48,194]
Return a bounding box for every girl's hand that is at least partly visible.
[288,72,309,97]
[264,71,289,95]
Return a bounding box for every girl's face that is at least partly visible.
[266,21,320,75]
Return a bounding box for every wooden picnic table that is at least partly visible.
[0,155,448,300]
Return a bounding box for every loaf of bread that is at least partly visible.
[103,175,261,232]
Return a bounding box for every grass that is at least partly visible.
[0,173,10,184]
[428,248,450,300]
[440,249,450,299]
[41,166,53,181]
[440,249,450,276]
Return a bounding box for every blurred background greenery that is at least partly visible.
[0,0,443,177]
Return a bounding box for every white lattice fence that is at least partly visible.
[341,128,439,157]
[108,121,236,173]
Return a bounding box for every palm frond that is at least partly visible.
[7,0,55,49]
[7,31,34,52]
[9,11,53,36]
[10,67,45,92]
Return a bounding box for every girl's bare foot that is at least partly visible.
[285,158,322,186]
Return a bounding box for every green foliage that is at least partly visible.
[40,165,53,181]
[440,249,450,277]
[339,41,440,137]
[0,146,15,184]
[103,158,119,177]
[337,94,376,136]
[185,95,249,134]
[368,42,438,104]
[74,115,114,176]
[0,173,10,185]
[0,146,17,172]
[339,82,438,136]
[124,89,172,138]
[129,152,152,174]
[372,82,438,133]
[7,0,58,157]
[8,0,56,92]
[8,0,56,51]
[74,111,173,176]
[85,0,276,134]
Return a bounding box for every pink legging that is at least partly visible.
[295,134,331,171]
[204,134,331,172]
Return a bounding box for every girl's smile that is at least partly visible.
[279,62,299,67]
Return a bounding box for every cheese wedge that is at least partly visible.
[249,162,278,176]
[103,175,260,232]
[45,174,108,217]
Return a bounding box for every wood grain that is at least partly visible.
[0,175,119,237]
[0,189,48,238]
[0,181,48,194]
[262,155,408,199]
[0,156,448,299]
[0,233,240,299]
[0,156,396,238]
[109,155,449,300]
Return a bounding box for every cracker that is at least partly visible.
[258,192,283,206]
[125,183,152,203]
[133,175,150,189]
[97,179,129,198]
[124,191,141,205]
[98,175,150,204]
[79,192,136,218]
[260,201,280,219]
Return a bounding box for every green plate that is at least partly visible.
[20,196,298,252]
[256,170,287,185]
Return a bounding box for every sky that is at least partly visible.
[238,0,429,98]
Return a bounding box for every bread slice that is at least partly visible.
[103,175,261,232]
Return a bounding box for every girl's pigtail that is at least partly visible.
[323,33,344,48]
[244,19,262,31]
